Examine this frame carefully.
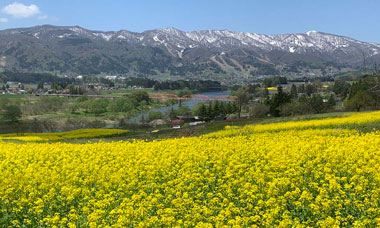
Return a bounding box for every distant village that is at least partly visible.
[0,75,144,95]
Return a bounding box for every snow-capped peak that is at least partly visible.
[306,30,319,36]
[3,25,379,58]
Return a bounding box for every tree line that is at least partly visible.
[0,90,153,123]
[153,80,222,92]
[0,72,74,84]
[233,74,380,119]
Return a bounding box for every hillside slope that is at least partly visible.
[0,25,379,80]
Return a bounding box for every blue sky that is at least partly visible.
[0,0,379,43]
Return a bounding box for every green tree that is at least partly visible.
[327,94,336,109]
[3,105,22,122]
[207,102,214,118]
[141,115,145,124]
[332,80,350,99]
[263,77,287,87]
[235,87,251,118]
[66,84,76,94]
[219,101,228,115]
[246,84,259,94]
[131,91,150,104]
[349,76,380,107]
[305,84,315,96]
[290,84,298,99]
[148,111,163,121]
[108,81,115,88]
[169,107,177,120]
[309,94,325,113]
[69,102,80,114]
[267,86,291,117]
[262,88,269,99]
[176,89,193,107]
[280,102,312,116]
[249,103,269,118]
[213,100,221,116]
[88,99,109,116]
[37,82,44,90]
[298,84,305,94]
[344,90,374,112]
[0,97,9,109]
[192,103,208,117]
[66,84,83,95]
[175,106,191,116]
[108,98,137,113]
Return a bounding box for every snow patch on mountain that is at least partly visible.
[153,35,165,44]
[33,32,40,39]
[93,33,113,41]
[3,25,380,61]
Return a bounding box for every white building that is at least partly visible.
[105,75,117,80]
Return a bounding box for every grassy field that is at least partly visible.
[0,93,26,100]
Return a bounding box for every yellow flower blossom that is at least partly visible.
[1,112,380,226]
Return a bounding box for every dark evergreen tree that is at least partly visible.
[267,86,291,117]
[169,107,177,120]
[332,80,350,99]
[262,88,269,99]
[37,82,44,90]
[198,104,208,117]
[290,84,298,99]
[327,94,336,108]
[305,84,315,96]
[3,105,22,122]
[309,94,325,113]
[298,84,305,94]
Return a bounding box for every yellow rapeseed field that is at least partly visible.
[0,129,128,142]
[1,112,380,227]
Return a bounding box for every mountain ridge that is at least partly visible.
[0,25,379,82]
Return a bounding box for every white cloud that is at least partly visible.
[2,2,40,18]
[0,18,8,23]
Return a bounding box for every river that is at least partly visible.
[128,90,231,124]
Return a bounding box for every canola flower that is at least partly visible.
[1,112,380,227]
[0,129,128,142]
[1,136,45,142]
[205,111,380,138]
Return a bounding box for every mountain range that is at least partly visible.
[0,25,379,82]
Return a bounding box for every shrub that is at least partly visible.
[280,102,312,116]
[148,111,163,121]
[249,103,269,118]
[3,105,22,122]
[87,99,109,115]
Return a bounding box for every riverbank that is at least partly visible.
[0,93,173,133]
[128,90,231,123]
[0,90,230,134]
